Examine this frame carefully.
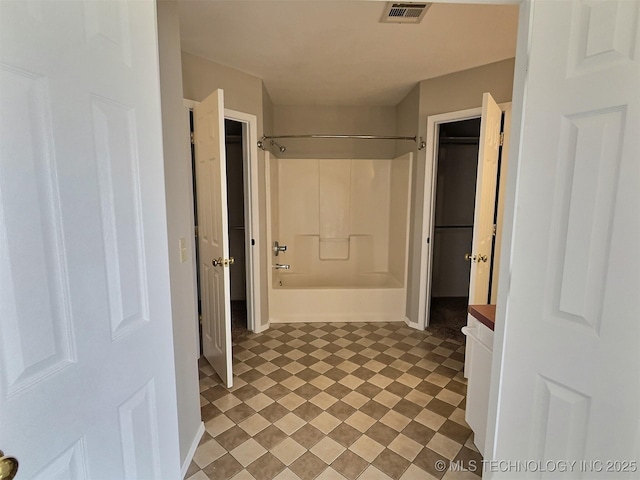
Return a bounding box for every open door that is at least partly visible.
[0,1,180,477]
[488,0,639,467]
[193,89,233,388]
[468,93,502,305]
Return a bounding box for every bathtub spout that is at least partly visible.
[274,264,290,270]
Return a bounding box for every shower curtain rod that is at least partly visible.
[258,134,426,152]
[262,134,417,141]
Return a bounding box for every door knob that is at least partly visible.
[212,257,235,267]
[0,451,18,480]
[273,241,287,256]
[464,253,476,262]
[477,254,488,263]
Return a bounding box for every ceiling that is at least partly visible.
[178,1,519,106]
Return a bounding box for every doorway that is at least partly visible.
[428,118,481,340]
[185,100,261,357]
[224,119,250,342]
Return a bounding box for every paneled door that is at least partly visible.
[489,0,639,472]
[468,92,502,305]
[193,90,234,388]
[0,1,180,478]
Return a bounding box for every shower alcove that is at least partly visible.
[267,153,412,323]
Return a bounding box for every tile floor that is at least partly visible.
[185,322,482,480]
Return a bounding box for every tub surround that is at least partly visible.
[268,154,412,323]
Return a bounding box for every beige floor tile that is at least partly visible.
[310,437,346,464]
[271,437,306,466]
[315,467,348,480]
[373,390,401,408]
[230,439,267,467]
[238,414,270,436]
[339,375,365,389]
[342,391,369,409]
[283,362,305,374]
[448,408,468,427]
[436,389,464,406]
[244,393,274,412]
[400,464,439,480]
[388,434,423,462]
[349,436,385,463]
[230,470,257,480]
[217,394,243,412]
[281,376,306,391]
[193,439,226,468]
[256,363,279,376]
[426,373,450,387]
[357,465,393,479]
[186,470,210,480]
[338,361,359,373]
[309,375,335,390]
[274,413,306,435]
[414,409,447,431]
[310,391,338,410]
[368,375,393,389]
[310,411,341,434]
[345,411,377,433]
[427,433,464,460]
[251,376,277,392]
[404,389,432,407]
[379,411,411,432]
[278,392,306,411]
[272,468,302,480]
[204,414,235,436]
[396,373,421,388]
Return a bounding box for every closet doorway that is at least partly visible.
[429,118,481,338]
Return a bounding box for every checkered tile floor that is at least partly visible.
[185,322,482,480]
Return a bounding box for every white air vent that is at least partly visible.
[381,2,431,24]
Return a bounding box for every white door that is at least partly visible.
[488,0,639,472]
[0,1,180,479]
[468,93,502,305]
[193,90,233,388]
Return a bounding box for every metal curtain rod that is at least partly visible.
[258,134,426,151]
[262,134,417,141]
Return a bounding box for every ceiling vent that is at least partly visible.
[381,2,431,24]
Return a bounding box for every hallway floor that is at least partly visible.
[186,322,481,480]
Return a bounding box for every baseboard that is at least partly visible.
[253,321,270,333]
[269,315,407,324]
[404,316,421,330]
[181,421,205,479]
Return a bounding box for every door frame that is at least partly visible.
[418,102,511,330]
[184,99,261,334]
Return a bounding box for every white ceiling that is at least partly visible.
[178,1,519,106]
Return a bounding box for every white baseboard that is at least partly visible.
[404,316,421,330]
[181,421,205,479]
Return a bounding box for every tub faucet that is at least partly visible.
[274,264,290,270]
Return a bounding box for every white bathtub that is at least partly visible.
[269,272,407,323]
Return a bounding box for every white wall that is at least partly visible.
[156,0,202,468]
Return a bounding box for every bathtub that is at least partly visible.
[269,271,407,323]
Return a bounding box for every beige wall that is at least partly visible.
[405,58,516,323]
[157,1,201,467]
[181,52,270,329]
[272,106,397,159]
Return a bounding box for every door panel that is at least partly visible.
[468,92,502,305]
[490,0,639,470]
[0,1,180,478]
[194,89,233,388]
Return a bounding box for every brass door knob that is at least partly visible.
[212,257,235,267]
[464,253,476,262]
[0,451,18,480]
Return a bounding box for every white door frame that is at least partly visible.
[184,99,261,334]
[417,106,482,331]
[418,102,512,330]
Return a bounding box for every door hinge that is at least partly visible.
[190,132,195,144]
[194,225,198,237]
[493,224,497,236]
[499,131,504,146]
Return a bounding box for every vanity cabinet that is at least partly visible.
[463,305,495,456]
